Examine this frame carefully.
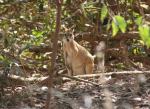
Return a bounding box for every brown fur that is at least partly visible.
[63,35,94,76]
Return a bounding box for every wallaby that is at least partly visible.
[62,33,95,76]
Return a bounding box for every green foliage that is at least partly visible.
[32,30,44,38]
[138,25,150,47]
[115,16,127,33]
[0,55,4,60]
[0,0,149,79]
[112,15,127,36]
[112,20,119,36]
[135,16,143,25]
[129,40,145,55]
[128,0,134,3]
[30,29,45,45]
[0,55,11,67]
[133,11,140,17]
[100,5,108,23]
[116,63,126,69]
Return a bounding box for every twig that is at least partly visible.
[74,71,150,78]
[59,74,99,86]
[6,70,150,87]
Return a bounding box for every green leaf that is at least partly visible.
[81,3,87,18]
[133,11,140,17]
[114,15,127,33]
[139,25,150,47]
[32,30,44,38]
[135,16,143,25]
[100,5,108,23]
[0,55,4,60]
[112,21,119,36]
[106,23,111,31]
[128,0,133,3]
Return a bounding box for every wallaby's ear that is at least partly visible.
[71,34,74,39]
[71,29,75,39]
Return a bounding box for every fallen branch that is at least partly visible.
[74,70,150,78]
[5,70,150,87]
[8,74,47,83]
[59,74,99,86]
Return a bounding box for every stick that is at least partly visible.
[74,71,150,78]
[59,74,99,86]
[7,70,150,87]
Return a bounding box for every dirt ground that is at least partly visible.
[1,73,149,109]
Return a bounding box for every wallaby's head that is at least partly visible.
[63,32,74,43]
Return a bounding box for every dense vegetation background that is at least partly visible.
[0,0,150,109]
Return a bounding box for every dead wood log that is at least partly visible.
[6,74,47,86]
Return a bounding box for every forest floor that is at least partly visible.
[0,72,150,109]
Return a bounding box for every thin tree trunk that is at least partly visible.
[45,0,62,109]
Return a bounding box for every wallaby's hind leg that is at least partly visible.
[73,66,85,75]
[66,65,73,76]
[85,63,94,74]
[67,69,73,76]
